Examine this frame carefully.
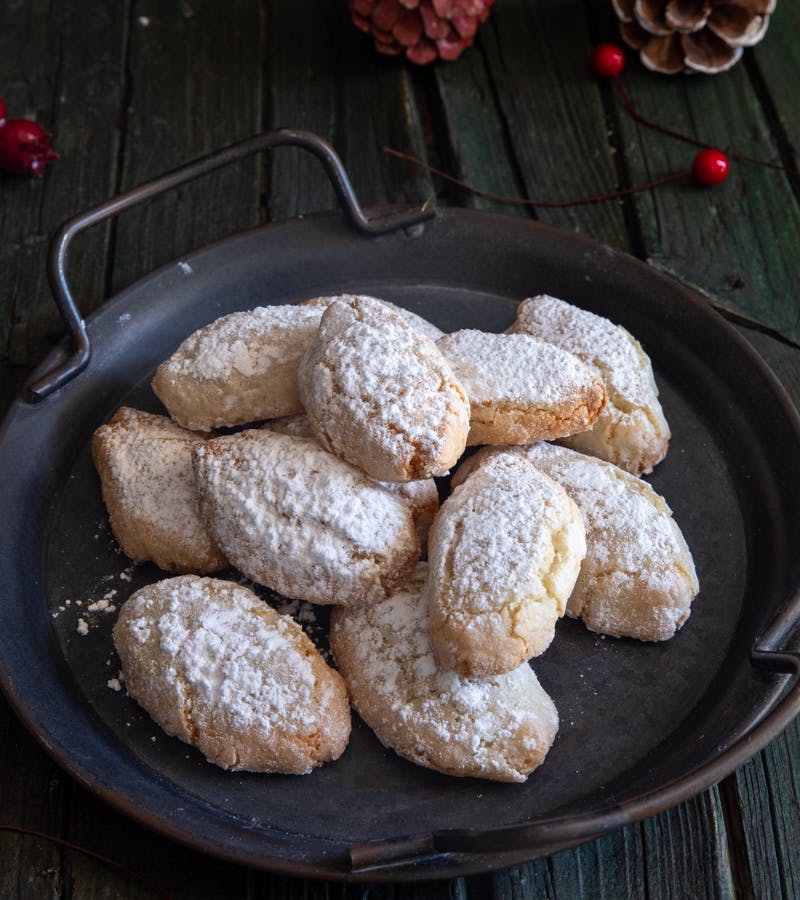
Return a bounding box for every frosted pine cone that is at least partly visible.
[349,0,494,65]
[613,0,776,74]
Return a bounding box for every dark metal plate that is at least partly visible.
[1,208,799,880]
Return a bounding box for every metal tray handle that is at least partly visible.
[28,128,435,402]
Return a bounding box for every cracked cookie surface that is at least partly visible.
[436,329,606,446]
[91,407,227,574]
[508,295,670,475]
[330,564,559,782]
[425,453,586,678]
[297,295,469,482]
[193,429,420,605]
[113,575,350,773]
[457,443,699,641]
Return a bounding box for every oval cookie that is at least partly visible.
[330,564,559,783]
[436,329,606,446]
[152,303,322,431]
[193,429,420,605]
[113,576,351,773]
[297,295,469,482]
[458,443,699,641]
[91,407,227,574]
[426,453,586,677]
[508,295,670,474]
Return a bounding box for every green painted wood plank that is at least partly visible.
[491,788,733,899]
[0,0,129,369]
[591,6,800,342]
[460,0,630,247]
[430,44,534,218]
[267,0,433,222]
[750,0,800,164]
[110,0,263,294]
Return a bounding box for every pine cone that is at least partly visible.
[349,0,494,65]
[612,0,776,74]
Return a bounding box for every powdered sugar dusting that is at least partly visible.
[117,576,320,732]
[193,430,418,604]
[331,565,559,782]
[298,296,468,480]
[437,329,600,406]
[162,305,321,381]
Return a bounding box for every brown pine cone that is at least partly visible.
[612,0,776,74]
[349,0,494,65]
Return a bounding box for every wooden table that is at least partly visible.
[2,1,799,897]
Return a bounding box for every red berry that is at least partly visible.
[692,148,729,186]
[591,43,626,78]
[0,118,59,176]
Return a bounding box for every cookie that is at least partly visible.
[456,443,699,641]
[508,295,670,474]
[151,304,322,431]
[330,564,559,782]
[193,429,420,605]
[436,329,606,446]
[91,407,227,574]
[114,576,350,773]
[264,413,439,554]
[297,295,469,482]
[425,453,586,677]
[303,293,444,341]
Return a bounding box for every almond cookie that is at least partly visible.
[330,564,558,783]
[264,414,439,554]
[303,293,444,341]
[436,329,606,446]
[151,304,322,431]
[114,576,350,773]
[426,453,586,678]
[91,407,227,574]
[508,295,670,474]
[297,295,469,482]
[456,444,699,641]
[193,429,419,605]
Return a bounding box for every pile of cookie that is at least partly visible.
[94,294,699,782]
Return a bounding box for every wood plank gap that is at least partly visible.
[742,54,800,209]
[258,0,270,225]
[102,0,135,304]
[458,33,535,219]
[583,0,648,261]
[718,774,755,900]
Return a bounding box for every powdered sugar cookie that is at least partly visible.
[456,443,699,641]
[426,453,586,678]
[330,565,558,782]
[152,304,322,431]
[297,295,469,482]
[114,576,350,773]
[508,295,670,474]
[264,414,439,554]
[303,293,444,341]
[193,429,419,605]
[91,407,227,574]
[436,329,606,446]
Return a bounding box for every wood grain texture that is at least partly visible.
[0,0,129,370]
[267,0,433,224]
[587,0,800,342]
[109,0,263,294]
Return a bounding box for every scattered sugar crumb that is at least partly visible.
[177,261,193,275]
[138,15,150,26]
[107,678,122,692]
[118,313,131,324]
[77,619,89,636]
